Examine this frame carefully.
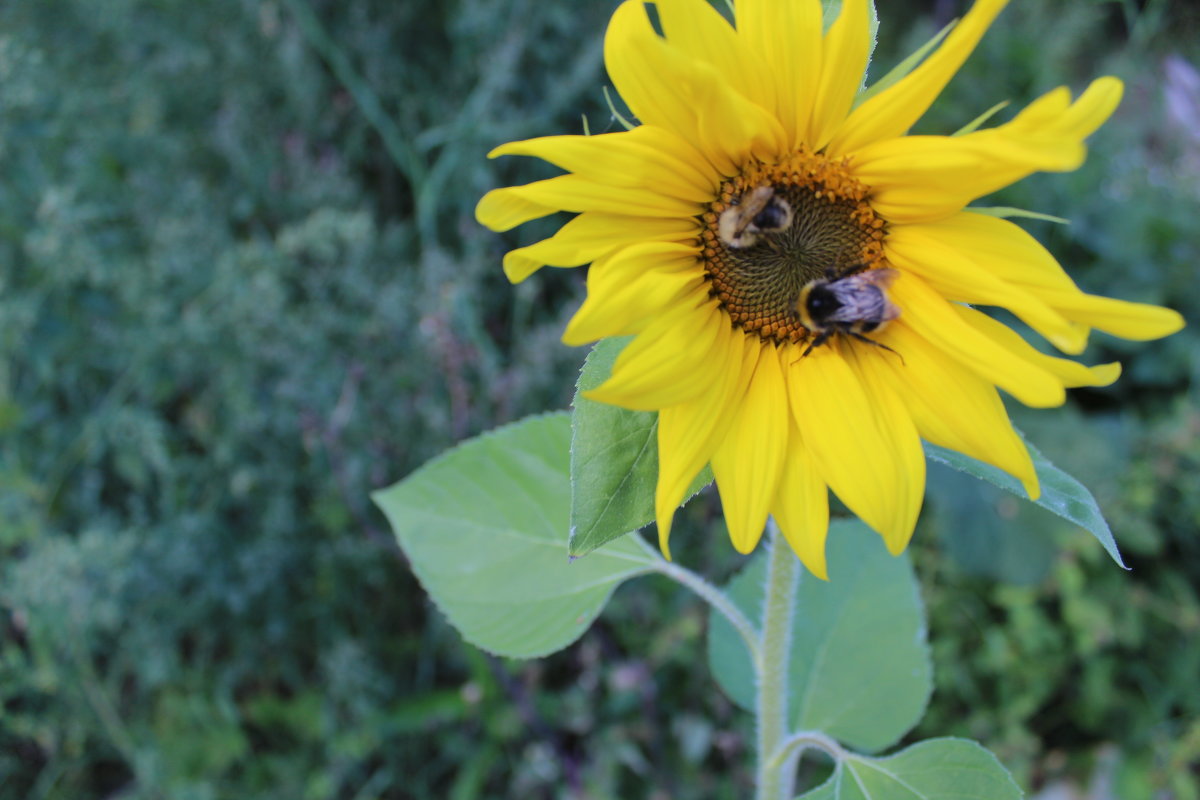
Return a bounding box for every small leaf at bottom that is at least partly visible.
[796,738,1022,799]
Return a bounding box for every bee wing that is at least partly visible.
[864,269,901,321]
[859,268,899,288]
[824,284,877,323]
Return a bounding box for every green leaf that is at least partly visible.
[569,338,712,557]
[373,412,659,659]
[708,521,931,753]
[924,433,1126,569]
[602,85,636,131]
[855,18,955,109]
[796,738,1022,800]
[820,1,879,70]
[821,0,879,43]
[968,206,1070,225]
[927,462,1057,585]
[952,100,1010,136]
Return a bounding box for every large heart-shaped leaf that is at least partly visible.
[708,521,931,753]
[374,412,659,658]
[796,738,1022,800]
[569,338,711,556]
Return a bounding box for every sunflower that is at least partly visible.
[475,0,1184,578]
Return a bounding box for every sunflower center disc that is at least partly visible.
[700,153,888,345]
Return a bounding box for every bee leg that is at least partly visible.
[796,330,831,362]
[849,332,907,366]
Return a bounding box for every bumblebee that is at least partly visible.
[717,186,794,249]
[796,265,903,360]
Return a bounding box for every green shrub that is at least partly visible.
[1,1,1196,797]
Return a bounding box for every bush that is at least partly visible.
[1,1,1196,797]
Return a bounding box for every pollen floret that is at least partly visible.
[702,151,889,345]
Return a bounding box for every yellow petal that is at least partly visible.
[604,0,786,174]
[476,186,559,232]
[786,343,923,554]
[564,242,704,344]
[735,0,823,149]
[1056,77,1123,138]
[502,212,700,284]
[870,322,1039,499]
[827,0,1009,155]
[656,329,756,558]
[840,345,926,554]
[489,126,719,204]
[852,132,1083,223]
[711,342,790,553]
[808,0,872,150]
[1000,85,1071,131]
[886,224,1087,353]
[852,79,1125,222]
[1033,290,1185,341]
[492,174,700,219]
[604,0,702,143]
[654,0,775,113]
[689,56,790,171]
[921,211,1079,292]
[771,415,831,580]
[944,212,1185,340]
[586,291,725,409]
[888,273,1066,407]
[956,307,1123,388]
[1009,76,1123,140]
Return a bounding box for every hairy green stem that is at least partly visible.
[653,560,762,664]
[755,521,801,800]
[768,730,847,773]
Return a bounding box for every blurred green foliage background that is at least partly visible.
[0,0,1196,798]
